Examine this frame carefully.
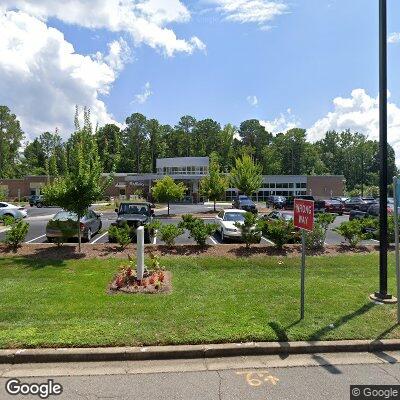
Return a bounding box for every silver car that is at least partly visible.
[0,202,28,221]
[46,210,102,242]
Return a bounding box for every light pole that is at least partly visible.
[370,0,396,303]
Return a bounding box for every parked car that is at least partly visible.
[343,197,377,212]
[0,202,28,221]
[285,195,325,213]
[29,194,48,208]
[215,209,260,243]
[349,202,394,221]
[232,195,257,214]
[331,196,348,203]
[262,210,294,222]
[266,195,286,209]
[110,202,155,243]
[323,199,344,215]
[46,210,102,242]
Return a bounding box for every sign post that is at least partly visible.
[294,199,314,320]
[394,177,400,323]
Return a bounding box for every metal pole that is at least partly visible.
[377,0,389,299]
[394,177,400,322]
[300,229,306,319]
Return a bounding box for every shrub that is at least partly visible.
[3,220,29,251]
[159,224,184,246]
[263,219,296,250]
[108,222,132,250]
[179,214,217,247]
[234,212,262,249]
[334,219,368,248]
[0,215,15,226]
[305,213,336,251]
[146,219,162,237]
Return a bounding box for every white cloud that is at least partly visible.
[388,32,400,44]
[260,108,300,134]
[2,0,205,56]
[307,89,400,163]
[0,10,120,138]
[246,95,258,107]
[210,0,287,29]
[134,82,153,104]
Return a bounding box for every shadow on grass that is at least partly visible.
[3,256,68,269]
[308,302,376,341]
[374,323,399,340]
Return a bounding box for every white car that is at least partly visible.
[215,209,247,242]
[0,202,28,220]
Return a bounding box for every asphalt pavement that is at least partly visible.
[0,204,379,247]
[0,352,399,400]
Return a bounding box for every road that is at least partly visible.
[0,204,378,246]
[0,352,399,399]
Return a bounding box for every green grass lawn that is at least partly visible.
[0,253,399,348]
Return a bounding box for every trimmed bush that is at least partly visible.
[3,220,29,251]
[234,212,262,249]
[159,224,184,246]
[263,219,297,250]
[108,222,132,250]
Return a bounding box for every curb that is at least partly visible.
[1,340,399,364]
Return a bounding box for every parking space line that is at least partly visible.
[26,235,46,244]
[208,236,217,245]
[90,231,108,244]
[262,236,275,246]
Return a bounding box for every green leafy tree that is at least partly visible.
[230,154,262,197]
[234,212,262,249]
[42,111,111,252]
[151,176,186,216]
[0,106,25,178]
[200,153,229,211]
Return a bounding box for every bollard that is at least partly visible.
[136,226,144,280]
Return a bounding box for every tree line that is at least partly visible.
[0,105,397,192]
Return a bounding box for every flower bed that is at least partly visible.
[109,254,172,294]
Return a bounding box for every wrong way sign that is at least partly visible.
[294,199,314,232]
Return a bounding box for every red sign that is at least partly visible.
[294,199,314,231]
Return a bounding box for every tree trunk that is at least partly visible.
[77,217,82,253]
[168,201,170,216]
[214,199,216,212]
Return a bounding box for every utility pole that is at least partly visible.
[370,0,396,303]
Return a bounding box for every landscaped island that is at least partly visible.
[0,253,399,349]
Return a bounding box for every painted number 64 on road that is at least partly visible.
[294,199,314,232]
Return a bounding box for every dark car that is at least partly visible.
[331,196,348,204]
[29,194,45,207]
[285,195,325,213]
[232,196,257,214]
[324,199,344,215]
[344,197,377,212]
[110,202,155,243]
[349,202,394,221]
[262,210,294,222]
[266,195,286,209]
[46,210,102,242]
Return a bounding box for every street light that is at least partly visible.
[370,0,396,303]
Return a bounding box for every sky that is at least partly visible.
[0,0,400,161]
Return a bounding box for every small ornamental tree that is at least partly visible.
[200,152,229,211]
[42,109,111,252]
[234,212,262,249]
[151,176,186,216]
[230,154,262,197]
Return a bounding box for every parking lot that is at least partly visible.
[0,204,380,246]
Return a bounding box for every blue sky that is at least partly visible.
[1,0,400,158]
[53,0,400,128]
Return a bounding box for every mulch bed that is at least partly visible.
[0,243,384,260]
[108,271,172,295]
